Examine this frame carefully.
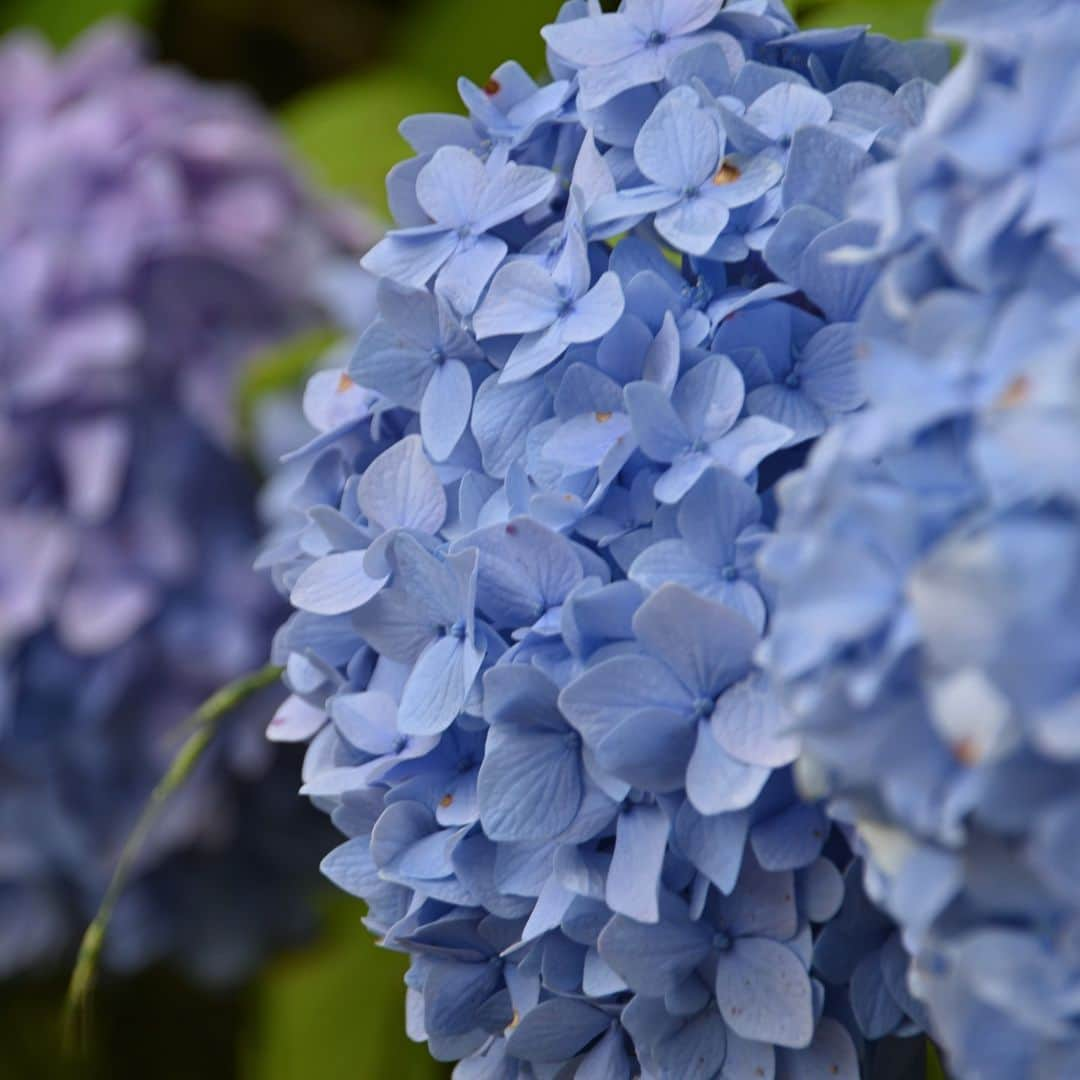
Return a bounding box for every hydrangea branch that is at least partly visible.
[64,663,284,1047]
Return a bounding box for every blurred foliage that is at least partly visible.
[0,0,155,43]
[281,68,448,218]
[391,0,557,87]
[0,971,251,1080]
[243,896,446,1080]
[793,0,932,39]
[155,0,419,106]
[235,326,341,442]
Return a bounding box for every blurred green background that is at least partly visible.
[0,0,934,1076]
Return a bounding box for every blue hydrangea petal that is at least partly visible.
[719,1031,776,1080]
[780,126,869,218]
[606,802,670,924]
[478,726,584,842]
[473,161,558,233]
[290,551,388,616]
[655,196,732,255]
[714,937,814,1049]
[471,372,553,478]
[633,584,758,699]
[710,674,799,769]
[562,272,626,345]
[474,261,564,338]
[421,358,473,461]
[598,906,711,996]
[362,229,461,289]
[686,719,771,815]
[625,380,691,463]
[506,998,613,1064]
[777,1017,859,1080]
[435,233,509,315]
[634,92,722,192]
[540,14,645,68]
[673,801,750,893]
[561,654,689,747]
[594,707,697,793]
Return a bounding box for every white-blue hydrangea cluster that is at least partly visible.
[264,2,949,1074]
[762,2,1080,1077]
[0,23,368,980]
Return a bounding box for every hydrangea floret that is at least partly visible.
[264,1,949,1074]
[761,2,1080,1076]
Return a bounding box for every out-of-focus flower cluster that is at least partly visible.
[762,1,1080,1076]
[0,23,370,981]
[264,1,949,1073]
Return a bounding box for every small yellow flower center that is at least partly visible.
[713,161,742,185]
[594,411,613,423]
[336,372,355,393]
[997,375,1030,408]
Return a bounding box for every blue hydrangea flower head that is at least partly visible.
[264,0,949,1073]
[762,4,1080,1076]
[0,21,371,980]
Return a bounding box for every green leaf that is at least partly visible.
[0,0,157,45]
[243,895,447,1080]
[795,0,933,39]
[391,0,558,87]
[281,69,453,219]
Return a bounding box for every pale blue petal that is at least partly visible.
[777,1018,858,1080]
[457,518,583,628]
[398,636,474,734]
[654,452,712,504]
[500,322,570,383]
[714,937,815,1049]
[473,162,558,232]
[505,998,612,1064]
[478,728,583,842]
[707,416,792,477]
[356,435,447,533]
[598,908,711,995]
[560,655,689,747]
[654,196,731,255]
[633,583,758,697]
[473,261,563,338]
[415,145,486,226]
[673,354,745,442]
[421,359,473,461]
[436,233,508,314]
[624,381,691,463]
[562,272,626,345]
[361,229,461,289]
[634,93,721,191]
[678,467,760,562]
[290,551,388,615]
[595,707,696,793]
[687,719,770,814]
[674,801,749,893]
[471,372,552,479]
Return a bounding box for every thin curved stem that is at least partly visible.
[64,662,284,1050]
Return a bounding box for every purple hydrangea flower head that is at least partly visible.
[762,5,1080,1076]
[0,22,372,980]
[264,0,948,1074]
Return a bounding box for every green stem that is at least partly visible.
[927,1040,948,1080]
[64,663,284,1050]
